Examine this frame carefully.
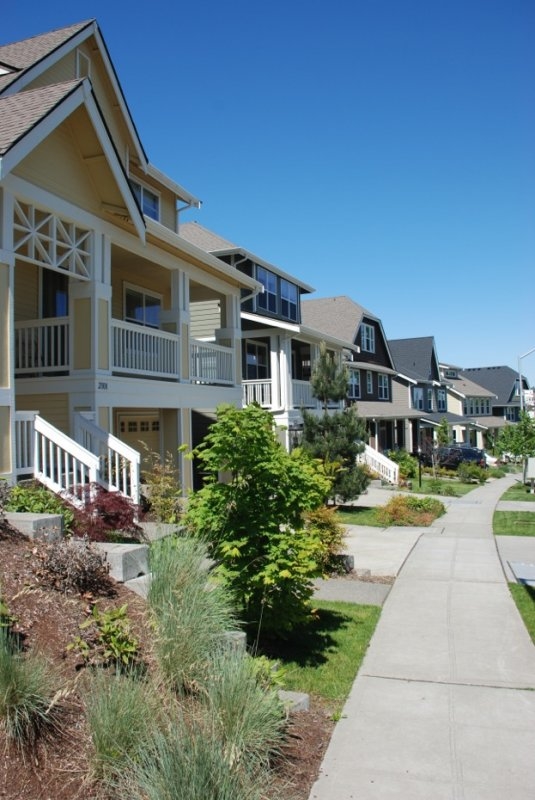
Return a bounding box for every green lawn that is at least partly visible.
[508,583,535,644]
[493,510,535,536]
[335,506,385,526]
[262,600,381,713]
[400,477,474,498]
[501,483,535,502]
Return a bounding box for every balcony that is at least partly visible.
[243,380,273,407]
[15,318,69,374]
[190,338,234,385]
[112,319,179,379]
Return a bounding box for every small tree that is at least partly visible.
[436,417,450,447]
[183,404,332,636]
[496,411,535,461]
[301,342,369,503]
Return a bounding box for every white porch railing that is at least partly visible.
[291,380,317,408]
[358,444,399,485]
[190,339,234,385]
[112,319,179,379]
[33,416,99,502]
[243,380,273,407]
[15,318,69,374]
[14,411,38,476]
[74,413,140,505]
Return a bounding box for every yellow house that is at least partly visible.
[0,20,260,499]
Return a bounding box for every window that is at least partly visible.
[281,280,298,321]
[361,323,375,353]
[130,180,160,221]
[427,388,433,411]
[437,389,447,412]
[413,387,424,410]
[256,266,277,314]
[124,284,162,328]
[464,397,491,416]
[245,340,269,380]
[348,370,361,399]
[444,369,457,379]
[366,370,373,394]
[378,374,389,400]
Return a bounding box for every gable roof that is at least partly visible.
[300,295,378,344]
[462,366,524,406]
[0,21,92,94]
[444,372,496,399]
[389,336,440,383]
[180,221,314,293]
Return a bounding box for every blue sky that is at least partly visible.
[4,1,535,384]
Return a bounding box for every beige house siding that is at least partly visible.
[14,121,102,216]
[25,51,77,92]
[17,393,69,434]
[14,262,39,321]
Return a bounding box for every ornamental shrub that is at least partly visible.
[376,494,445,527]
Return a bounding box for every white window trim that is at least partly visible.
[366,370,373,394]
[349,370,361,399]
[123,282,163,328]
[378,373,389,400]
[129,178,161,221]
[361,323,375,353]
[280,279,298,321]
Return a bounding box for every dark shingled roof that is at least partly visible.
[0,21,92,94]
[388,336,438,382]
[300,295,378,344]
[0,80,81,155]
[462,366,524,406]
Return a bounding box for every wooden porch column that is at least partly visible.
[0,187,15,479]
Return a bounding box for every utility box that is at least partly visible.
[525,457,535,494]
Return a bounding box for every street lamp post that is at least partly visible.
[518,347,535,414]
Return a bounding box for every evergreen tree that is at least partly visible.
[301,342,369,503]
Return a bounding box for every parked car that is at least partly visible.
[436,445,487,470]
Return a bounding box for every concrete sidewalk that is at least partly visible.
[309,474,535,800]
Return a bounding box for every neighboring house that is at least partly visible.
[0,20,261,497]
[438,364,500,447]
[461,366,529,423]
[179,223,354,450]
[300,296,414,453]
[390,338,488,450]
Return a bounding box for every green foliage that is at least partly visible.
[140,445,183,524]
[457,462,488,484]
[0,628,62,749]
[376,494,446,527]
[508,584,535,644]
[496,411,535,460]
[303,505,347,573]
[493,510,535,536]
[85,669,161,784]
[184,404,331,635]
[436,417,450,447]
[201,650,286,772]
[301,406,369,503]
[148,536,237,692]
[69,603,139,668]
[387,449,418,480]
[309,341,349,411]
[6,482,75,533]
[0,479,10,520]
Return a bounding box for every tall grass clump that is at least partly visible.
[201,649,286,773]
[0,629,62,749]
[148,536,238,692]
[85,668,161,785]
[116,714,264,800]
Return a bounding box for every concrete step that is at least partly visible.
[5,512,63,541]
[95,542,149,582]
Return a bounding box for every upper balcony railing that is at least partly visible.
[112,319,179,379]
[15,318,69,374]
[190,339,235,385]
[291,380,317,409]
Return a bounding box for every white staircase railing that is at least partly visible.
[358,444,399,485]
[74,413,140,505]
[14,411,38,476]
[33,416,99,502]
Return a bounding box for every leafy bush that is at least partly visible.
[85,669,160,784]
[457,463,487,484]
[33,537,112,595]
[387,450,418,480]
[72,484,140,541]
[488,467,506,479]
[427,478,458,497]
[303,505,346,574]
[6,482,75,533]
[140,446,183,524]
[184,404,331,636]
[148,536,237,693]
[69,603,140,669]
[201,649,286,773]
[0,628,62,750]
[376,495,446,527]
